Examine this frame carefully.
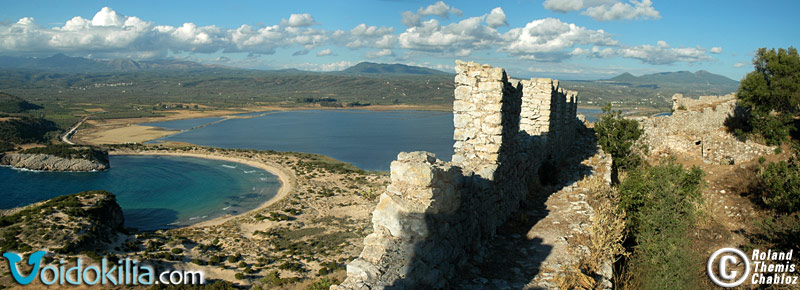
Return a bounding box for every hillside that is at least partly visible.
[0,190,124,253]
[340,62,450,75]
[561,70,740,109]
[0,53,224,73]
[0,91,41,113]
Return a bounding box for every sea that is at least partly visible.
[1,108,600,230]
[0,155,279,230]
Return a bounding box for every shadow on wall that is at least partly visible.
[384,122,597,289]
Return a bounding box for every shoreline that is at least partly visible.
[109,150,296,228]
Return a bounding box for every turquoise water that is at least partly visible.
[151,110,456,171]
[0,155,280,231]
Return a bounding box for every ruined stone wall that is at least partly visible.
[641,93,773,164]
[334,61,581,289]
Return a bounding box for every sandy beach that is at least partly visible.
[109,150,296,228]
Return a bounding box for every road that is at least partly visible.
[61,116,88,145]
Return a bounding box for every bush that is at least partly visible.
[756,158,800,213]
[309,277,339,290]
[617,160,705,289]
[234,273,245,280]
[594,103,645,178]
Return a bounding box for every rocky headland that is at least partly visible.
[0,145,109,171]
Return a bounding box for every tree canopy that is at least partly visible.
[737,47,800,145]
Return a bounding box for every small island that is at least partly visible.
[1,144,109,171]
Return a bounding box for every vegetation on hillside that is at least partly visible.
[0,116,59,144]
[0,190,121,254]
[731,47,800,145]
[0,91,41,113]
[594,107,706,289]
[746,156,800,254]
[20,144,108,163]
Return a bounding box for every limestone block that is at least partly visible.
[372,194,429,239]
[346,259,381,282]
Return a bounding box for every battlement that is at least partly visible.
[334,61,581,289]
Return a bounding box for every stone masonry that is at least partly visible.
[333,61,580,289]
[639,93,773,165]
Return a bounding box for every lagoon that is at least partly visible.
[0,155,279,230]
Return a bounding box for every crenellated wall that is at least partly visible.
[333,61,581,289]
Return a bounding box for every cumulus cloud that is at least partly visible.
[485,7,508,28]
[316,48,332,56]
[0,7,328,58]
[543,0,661,21]
[341,24,395,49]
[0,4,715,67]
[734,62,747,68]
[501,18,618,61]
[366,49,393,58]
[280,13,316,27]
[398,16,502,56]
[401,1,463,27]
[617,41,711,64]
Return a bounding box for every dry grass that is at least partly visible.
[557,171,627,290]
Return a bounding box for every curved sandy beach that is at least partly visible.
[109,150,296,228]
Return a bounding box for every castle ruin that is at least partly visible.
[333,61,584,289]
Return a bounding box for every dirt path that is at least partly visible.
[61,116,88,145]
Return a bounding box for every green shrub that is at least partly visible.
[617,160,705,289]
[170,248,183,254]
[309,277,339,290]
[234,273,245,280]
[594,103,645,177]
[757,159,800,213]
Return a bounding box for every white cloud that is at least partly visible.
[398,16,501,56]
[0,7,329,58]
[617,41,711,64]
[733,62,747,68]
[366,49,393,58]
[401,1,463,27]
[293,60,354,71]
[501,18,618,61]
[280,13,316,27]
[485,7,508,28]
[543,0,661,21]
[342,24,395,49]
[710,46,722,54]
[316,48,332,56]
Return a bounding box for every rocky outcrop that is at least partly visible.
[0,190,124,253]
[0,152,109,171]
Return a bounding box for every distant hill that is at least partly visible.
[340,62,450,75]
[607,70,739,87]
[0,54,225,73]
[561,70,740,109]
[0,91,41,113]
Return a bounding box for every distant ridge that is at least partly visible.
[607,70,739,86]
[340,62,450,75]
[0,54,228,73]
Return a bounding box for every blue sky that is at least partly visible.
[0,0,797,80]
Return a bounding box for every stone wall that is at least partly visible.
[333,61,581,289]
[641,93,773,164]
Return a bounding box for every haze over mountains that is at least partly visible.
[0,54,739,110]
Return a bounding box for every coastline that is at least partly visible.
[109,150,296,228]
